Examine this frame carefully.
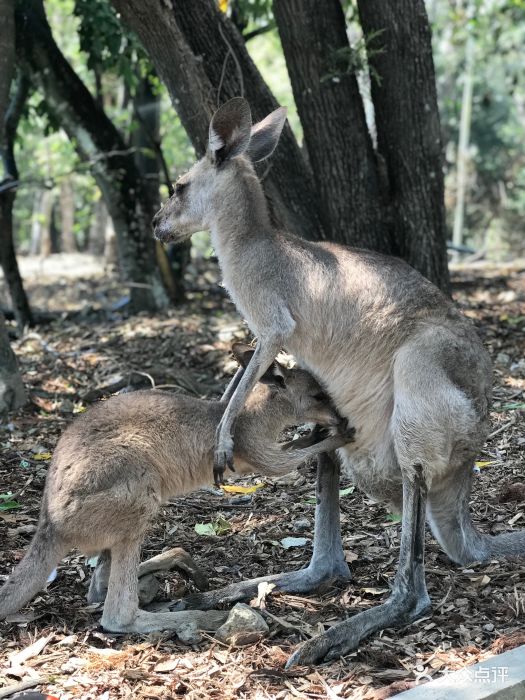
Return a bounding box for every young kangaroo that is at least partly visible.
[153,98,525,665]
[0,344,349,639]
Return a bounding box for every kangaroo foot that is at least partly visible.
[286,585,431,667]
[172,560,351,612]
[101,608,228,644]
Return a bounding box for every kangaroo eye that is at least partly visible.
[175,181,188,196]
[313,392,329,402]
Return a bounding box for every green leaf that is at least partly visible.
[194,523,217,536]
[0,493,21,511]
[386,513,401,523]
[194,517,232,536]
[339,486,355,497]
[495,402,525,412]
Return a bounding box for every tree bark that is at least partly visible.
[59,177,76,253]
[0,0,15,127]
[38,188,54,257]
[132,75,185,303]
[358,0,450,293]
[273,0,389,251]
[15,0,170,312]
[88,197,107,256]
[111,0,325,241]
[0,0,33,331]
[0,311,26,418]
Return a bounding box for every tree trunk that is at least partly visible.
[16,0,170,313]
[88,197,107,256]
[38,188,54,257]
[111,0,324,242]
[452,32,475,262]
[0,0,33,332]
[357,0,450,293]
[273,0,389,251]
[59,176,76,253]
[133,75,185,303]
[0,311,26,418]
[103,216,118,265]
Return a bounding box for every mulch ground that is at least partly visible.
[0,257,524,699]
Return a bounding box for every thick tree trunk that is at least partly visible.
[16,0,169,312]
[273,0,389,251]
[0,311,26,417]
[111,0,324,242]
[358,0,450,293]
[0,0,15,129]
[0,44,33,330]
[0,1,26,412]
[59,177,76,253]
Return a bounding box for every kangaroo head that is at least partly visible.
[153,97,287,244]
[231,343,341,429]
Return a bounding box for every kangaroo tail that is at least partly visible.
[0,522,66,618]
[427,471,525,565]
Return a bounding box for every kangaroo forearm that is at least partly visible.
[220,366,244,403]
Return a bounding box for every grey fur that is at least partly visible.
[0,349,349,637]
[153,97,525,663]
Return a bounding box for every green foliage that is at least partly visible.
[432,0,525,256]
[230,0,274,32]
[73,0,148,89]
[0,493,21,511]
[321,30,385,85]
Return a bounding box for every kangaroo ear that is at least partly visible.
[231,342,255,368]
[208,97,252,166]
[231,343,287,387]
[246,106,287,162]
[259,360,287,388]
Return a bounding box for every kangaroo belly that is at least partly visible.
[288,340,403,508]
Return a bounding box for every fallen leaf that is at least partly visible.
[339,486,355,497]
[154,659,180,673]
[221,483,265,494]
[280,536,309,549]
[344,550,359,563]
[194,517,232,536]
[0,493,21,512]
[33,452,52,461]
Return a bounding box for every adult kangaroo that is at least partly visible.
[153,98,524,665]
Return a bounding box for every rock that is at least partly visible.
[499,482,525,503]
[483,623,495,632]
[292,518,311,532]
[138,574,160,605]
[495,352,511,368]
[214,603,269,647]
[510,359,525,377]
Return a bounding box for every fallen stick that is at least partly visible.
[0,675,46,699]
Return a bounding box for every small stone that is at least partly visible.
[483,623,495,632]
[138,573,160,605]
[293,518,310,532]
[510,359,525,377]
[495,352,511,368]
[214,603,269,647]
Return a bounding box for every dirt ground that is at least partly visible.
[0,256,524,699]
